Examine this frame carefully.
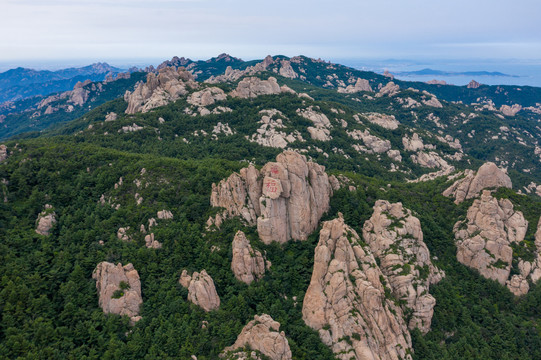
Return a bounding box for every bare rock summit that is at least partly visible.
[231,230,270,284]
[222,314,292,360]
[92,262,143,324]
[35,204,57,236]
[179,269,220,311]
[303,214,412,360]
[443,162,512,204]
[362,201,444,333]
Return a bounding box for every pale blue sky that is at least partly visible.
[1,0,540,64]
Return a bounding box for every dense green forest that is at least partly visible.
[1,55,541,359]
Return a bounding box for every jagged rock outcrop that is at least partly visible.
[210,151,332,244]
[92,262,143,324]
[278,60,298,79]
[453,190,528,288]
[144,233,162,249]
[363,112,400,130]
[35,204,57,236]
[157,210,173,219]
[362,201,444,333]
[337,78,373,93]
[303,215,412,360]
[376,82,400,97]
[348,129,392,154]
[467,80,481,89]
[231,231,270,284]
[125,67,197,114]
[249,109,303,148]
[500,104,522,116]
[222,314,292,360]
[179,270,220,311]
[297,107,332,141]
[0,144,7,163]
[230,77,282,99]
[402,133,425,152]
[105,112,117,122]
[187,87,227,107]
[410,151,450,170]
[443,162,512,204]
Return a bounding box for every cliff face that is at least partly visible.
[231,230,270,285]
[210,150,332,244]
[302,214,412,360]
[92,262,143,324]
[179,269,221,312]
[362,200,444,334]
[454,190,528,291]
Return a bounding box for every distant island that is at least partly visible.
[395,68,519,77]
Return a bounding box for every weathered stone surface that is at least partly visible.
[230,77,282,99]
[249,109,303,148]
[506,275,529,296]
[179,270,220,312]
[467,80,481,89]
[279,60,298,79]
[410,151,450,170]
[35,204,57,236]
[105,112,117,122]
[157,210,173,220]
[363,112,400,130]
[348,129,392,154]
[443,162,512,204]
[303,215,412,360]
[362,201,444,333]
[187,87,227,107]
[0,145,8,162]
[297,107,332,141]
[337,78,373,93]
[117,227,131,241]
[92,262,143,324]
[223,314,292,360]
[376,82,400,97]
[453,190,527,286]
[500,104,522,116]
[125,67,197,114]
[257,151,332,244]
[144,233,162,249]
[231,230,270,284]
[210,151,332,244]
[402,133,425,152]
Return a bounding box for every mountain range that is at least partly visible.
[0,53,540,360]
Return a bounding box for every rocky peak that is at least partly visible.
[453,190,528,289]
[157,56,192,71]
[179,269,220,311]
[231,230,270,284]
[210,150,332,244]
[467,80,481,89]
[337,78,373,93]
[302,214,412,360]
[222,314,292,360]
[187,87,227,107]
[230,77,282,99]
[35,204,57,236]
[376,81,400,97]
[278,59,298,79]
[500,104,522,116]
[362,201,444,333]
[443,162,512,204]
[124,67,197,114]
[92,262,143,324]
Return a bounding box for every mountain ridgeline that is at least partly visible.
[0,54,540,359]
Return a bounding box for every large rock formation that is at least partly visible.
[297,107,332,141]
[179,270,220,311]
[337,78,373,93]
[0,144,7,163]
[278,60,298,79]
[500,104,522,116]
[210,151,332,244]
[303,215,412,360]
[35,204,57,236]
[231,230,270,284]
[249,109,304,149]
[376,82,400,97]
[222,314,292,360]
[362,201,444,333]
[124,67,197,114]
[443,162,512,204]
[187,87,227,107]
[453,190,528,289]
[230,77,282,99]
[348,129,392,154]
[92,262,143,324]
[402,133,425,152]
[363,112,400,130]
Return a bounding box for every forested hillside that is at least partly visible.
[0,55,540,360]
